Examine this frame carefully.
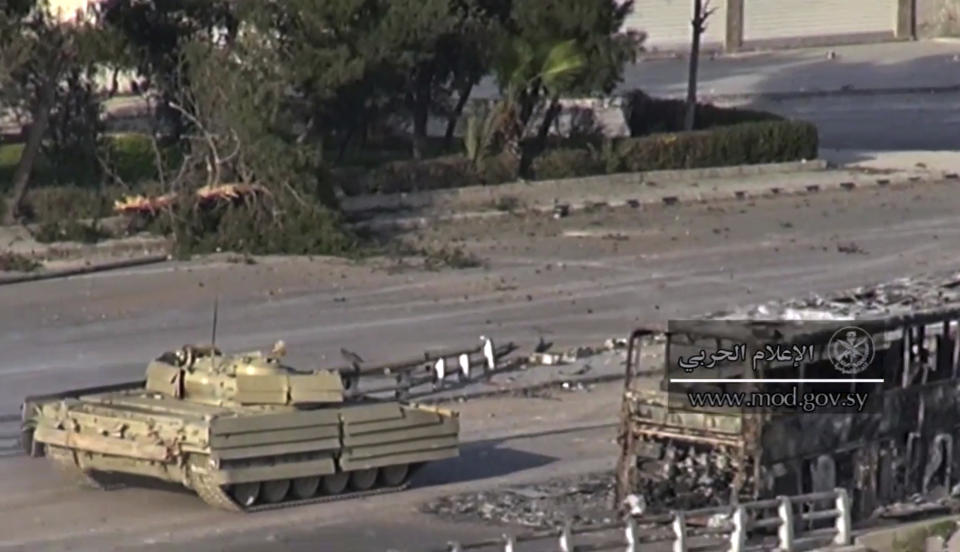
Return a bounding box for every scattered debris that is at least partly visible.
[421,472,619,530]
[836,241,867,255]
[528,352,564,365]
[561,346,596,363]
[535,337,553,353]
[565,364,592,376]
[604,337,627,350]
[706,270,960,321]
[560,381,591,392]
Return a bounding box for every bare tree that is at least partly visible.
[683,0,717,131]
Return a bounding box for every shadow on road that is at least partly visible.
[414,441,556,488]
[75,437,562,501]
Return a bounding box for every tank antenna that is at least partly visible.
[211,296,219,349]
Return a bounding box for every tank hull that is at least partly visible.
[24,388,459,511]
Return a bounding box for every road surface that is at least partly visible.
[3,179,960,550]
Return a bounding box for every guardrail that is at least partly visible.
[430,488,852,552]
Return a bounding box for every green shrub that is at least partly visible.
[0,251,41,272]
[892,521,957,552]
[529,148,605,180]
[621,89,783,137]
[478,152,520,184]
[611,120,818,173]
[21,185,115,223]
[153,192,356,258]
[103,133,163,184]
[34,219,113,244]
[1,133,164,194]
[350,155,482,195]
[0,143,24,187]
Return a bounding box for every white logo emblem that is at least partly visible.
[828,326,875,375]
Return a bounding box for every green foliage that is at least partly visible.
[0,134,161,190]
[891,521,958,552]
[42,63,105,187]
[463,108,499,169]
[611,121,819,173]
[504,0,640,97]
[102,133,172,184]
[21,185,114,223]
[0,143,25,187]
[478,151,520,184]
[154,193,354,258]
[622,90,783,137]
[0,251,41,272]
[529,147,605,180]
[33,219,112,244]
[349,155,482,195]
[494,37,587,99]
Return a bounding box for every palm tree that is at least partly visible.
[488,36,586,171]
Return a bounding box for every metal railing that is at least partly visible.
[429,488,852,552]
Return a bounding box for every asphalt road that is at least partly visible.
[737,92,960,150]
[4,179,960,550]
[5,180,960,414]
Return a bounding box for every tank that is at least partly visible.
[19,342,460,512]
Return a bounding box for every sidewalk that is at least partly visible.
[820,149,960,173]
[472,40,960,101]
[344,159,952,232]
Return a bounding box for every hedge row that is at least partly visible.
[609,120,819,174]
[620,89,783,137]
[0,133,163,191]
[342,119,819,192]
[332,152,519,196]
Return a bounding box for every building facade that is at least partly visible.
[623,0,922,53]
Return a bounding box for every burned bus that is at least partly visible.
[615,281,960,521]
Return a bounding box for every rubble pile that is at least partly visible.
[707,271,960,321]
[421,459,734,530]
[421,472,619,529]
[634,447,738,511]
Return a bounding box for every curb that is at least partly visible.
[0,254,171,286]
[697,83,960,104]
[349,168,953,233]
[342,159,828,219]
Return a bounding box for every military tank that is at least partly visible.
[19,341,461,512]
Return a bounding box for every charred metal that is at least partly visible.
[615,271,960,522]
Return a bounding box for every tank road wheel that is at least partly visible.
[261,479,291,504]
[292,476,320,499]
[321,472,349,495]
[47,446,106,490]
[379,464,410,487]
[349,468,379,491]
[230,482,261,507]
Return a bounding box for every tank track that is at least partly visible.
[47,445,109,490]
[190,468,416,513]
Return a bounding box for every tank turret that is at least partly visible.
[144,341,345,407]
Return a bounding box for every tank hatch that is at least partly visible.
[144,342,344,406]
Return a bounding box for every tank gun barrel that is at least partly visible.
[332,341,516,377]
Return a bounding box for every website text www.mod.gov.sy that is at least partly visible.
[686,387,870,413]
